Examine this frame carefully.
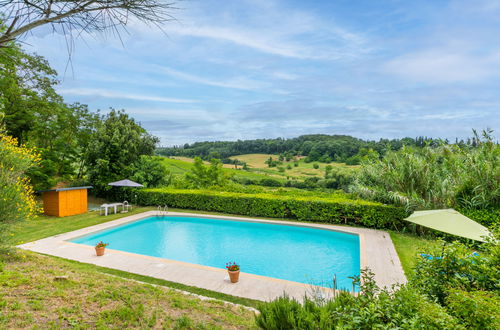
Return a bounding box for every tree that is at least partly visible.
[0,44,60,144]
[85,109,158,194]
[0,0,177,47]
[1,43,100,189]
[130,155,170,188]
[185,157,228,188]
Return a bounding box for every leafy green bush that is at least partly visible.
[130,156,171,188]
[259,178,283,187]
[324,166,357,190]
[256,270,459,329]
[458,207,500,229]
[136,188,407,229]
[0,134,39,245]
[413,239,499,305]
[445,289,500,329]
[352,130,499,210]
[184,157,229,188]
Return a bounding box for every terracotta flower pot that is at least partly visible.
[228,270,240,283]
[95,246,106,256]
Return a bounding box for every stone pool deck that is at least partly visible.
[18,211,406,302]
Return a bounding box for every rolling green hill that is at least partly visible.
[160,157,287,182]
[161,154,359,183]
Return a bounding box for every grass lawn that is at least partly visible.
[389,231,443,278]
[0,252,255,329]
[9,207,157,246]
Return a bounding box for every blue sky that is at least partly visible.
[24,0,500,145]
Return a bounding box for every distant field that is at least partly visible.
[163,154,358,181]
[160,157,285,181]
[229,153,357,180]
[170,156,238,169]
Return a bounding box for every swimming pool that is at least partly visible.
[71,216,360,289]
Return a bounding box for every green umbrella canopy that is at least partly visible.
[405,209,493,242]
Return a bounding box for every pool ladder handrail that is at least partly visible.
[157,205,168,216]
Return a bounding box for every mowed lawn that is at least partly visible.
[0,252,255,329]
[3,209,259,328]
[389,232,442,278]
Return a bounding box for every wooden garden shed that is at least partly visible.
[41,186,92,217]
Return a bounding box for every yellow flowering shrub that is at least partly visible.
[0,133,40,231]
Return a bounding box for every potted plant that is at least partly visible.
[95,241,109,256]
[226,262,240,283]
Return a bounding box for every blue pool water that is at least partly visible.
[71,216,360,289]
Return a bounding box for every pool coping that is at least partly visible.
[18,211,406,302]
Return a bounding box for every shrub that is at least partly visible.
[412,239,499,305]
[136,188,407,229]
[230,177,257,185]
[259,178,283,187]
[445,289,500,329]
[185,157,229,188]
[458,207,500,229]
[131,155,171,188]
[324,167,357,190]
[256,270,459,329]
[352,131,500,210]
[312,163,319,169]
[0,134,39,244]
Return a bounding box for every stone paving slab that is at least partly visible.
[18,211,406,302]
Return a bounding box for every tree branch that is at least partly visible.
[0,0,178,47]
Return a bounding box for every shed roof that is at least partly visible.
[39,186,93,193]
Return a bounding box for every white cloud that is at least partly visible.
[160,67,267,90]
[383,48,500,84]
[171,26,312,59]
[58,88,198,103]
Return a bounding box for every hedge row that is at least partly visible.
[458,207,500,229]
[136,188,409,230]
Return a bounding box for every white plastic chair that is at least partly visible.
[122,201,131,213]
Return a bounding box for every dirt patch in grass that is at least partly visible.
[0,251,256,329]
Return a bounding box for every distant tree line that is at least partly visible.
[156,135,458,164]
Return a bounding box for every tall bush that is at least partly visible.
[0,134,39,243]
[184,157,229,188]
[351,131,499,211]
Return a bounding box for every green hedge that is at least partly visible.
[136,188,408,230]
[458,208,500,229]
